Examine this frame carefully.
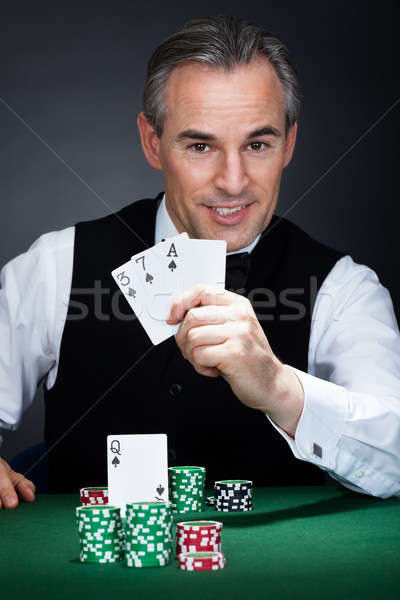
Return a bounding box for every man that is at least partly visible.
[1,15,399,509]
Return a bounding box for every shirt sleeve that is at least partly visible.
[0,227,74,443]
[267,255,400,499]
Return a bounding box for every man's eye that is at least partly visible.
[248,142,269,152]
[248,142,267,152]
[190,143,210,153]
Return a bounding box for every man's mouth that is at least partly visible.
[204,202,253,225]
[210,205,246,216]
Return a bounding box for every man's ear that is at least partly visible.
[137,112,162,170]
[283,121,298,168]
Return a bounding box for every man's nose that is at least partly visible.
[213,151,249,196]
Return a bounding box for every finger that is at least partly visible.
[0,460,19,509]
[168,285,239,324]
[17,482,36,502]
[200,367,220,378]
[191,343,228,376]
[183,323,230,361]
[11,471,36,502]
[176,305,232,351]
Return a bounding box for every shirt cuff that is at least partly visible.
[266,365,348,471]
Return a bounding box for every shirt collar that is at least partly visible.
[155,193,261,255]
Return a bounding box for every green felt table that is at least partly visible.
[0,486,399,600]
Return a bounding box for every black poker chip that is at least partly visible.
[214,480,253,513]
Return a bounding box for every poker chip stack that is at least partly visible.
[124,501,173,568]
[168,466,206,513]
[76,505,125,563]
[176,520,222,555]
[79,487,109,506]
[178,551,226,571]
[214,480,253,512]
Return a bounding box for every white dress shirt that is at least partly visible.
[1,195,400,498]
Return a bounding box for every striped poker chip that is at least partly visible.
[125,555,169,568]
[76,505,120,518]
[79,487,109,506]
[80,552,123,564]
[214,480,253,513]
[177,521,223,532]
[178,544,221,553]
[124,501,172,568]
[169,467,206,514]
[75,504,125,564]
[176,521,223,556]
[178,551,226,571]
[214,479,252,487]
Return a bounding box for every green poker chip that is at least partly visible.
[168,467,206,514]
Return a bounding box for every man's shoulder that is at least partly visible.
[75,195,161,232]
[5,226,75,272]
[28,226,75,254]
[272,213,348,262]
[274,214,385,295]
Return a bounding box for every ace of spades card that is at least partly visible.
[132,235,226,324]
[107,433,168,516]
[112,232,226,345]
[131,238,186,322]
[111,233,188,345]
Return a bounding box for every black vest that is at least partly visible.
[44,193,345,492]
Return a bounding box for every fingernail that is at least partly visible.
[5,495,17,508]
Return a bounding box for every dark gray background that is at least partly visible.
[1,1,399,463]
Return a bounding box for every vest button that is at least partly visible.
[169,383,182,396]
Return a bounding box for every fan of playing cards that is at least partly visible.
[112,233,226,345]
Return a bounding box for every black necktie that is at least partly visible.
[225,252,251,292]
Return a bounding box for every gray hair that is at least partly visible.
[142,15,301,138]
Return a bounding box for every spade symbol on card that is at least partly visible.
[112,456,120,468]
[168,260,177,272]
[128,287,136,298]
[145,273,154,284]
[156,484,165,496]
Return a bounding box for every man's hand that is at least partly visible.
[167,285,305,438]
[0,457,36,509]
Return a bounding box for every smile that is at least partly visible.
[211,205,245,215]
[205,203,253,225]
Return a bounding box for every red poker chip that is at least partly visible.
[80,496,108,501]
[79,487,109,506]
[79,488,108,496]
[177,551,226,569]
[179,566,225,571]
[177,532,221,537]
[80,498,109,506]
[177,540,221,545]
[178,562,225,567]
[177,521,223,531]
[176,530,221,540]
[178,563,226,571]
[178,542,221,547]
[178,544,221,549]
[177,541,220,547]
[176,544,221,554]
[177,541,220,544]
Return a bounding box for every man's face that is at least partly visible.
[138,56,297,252]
